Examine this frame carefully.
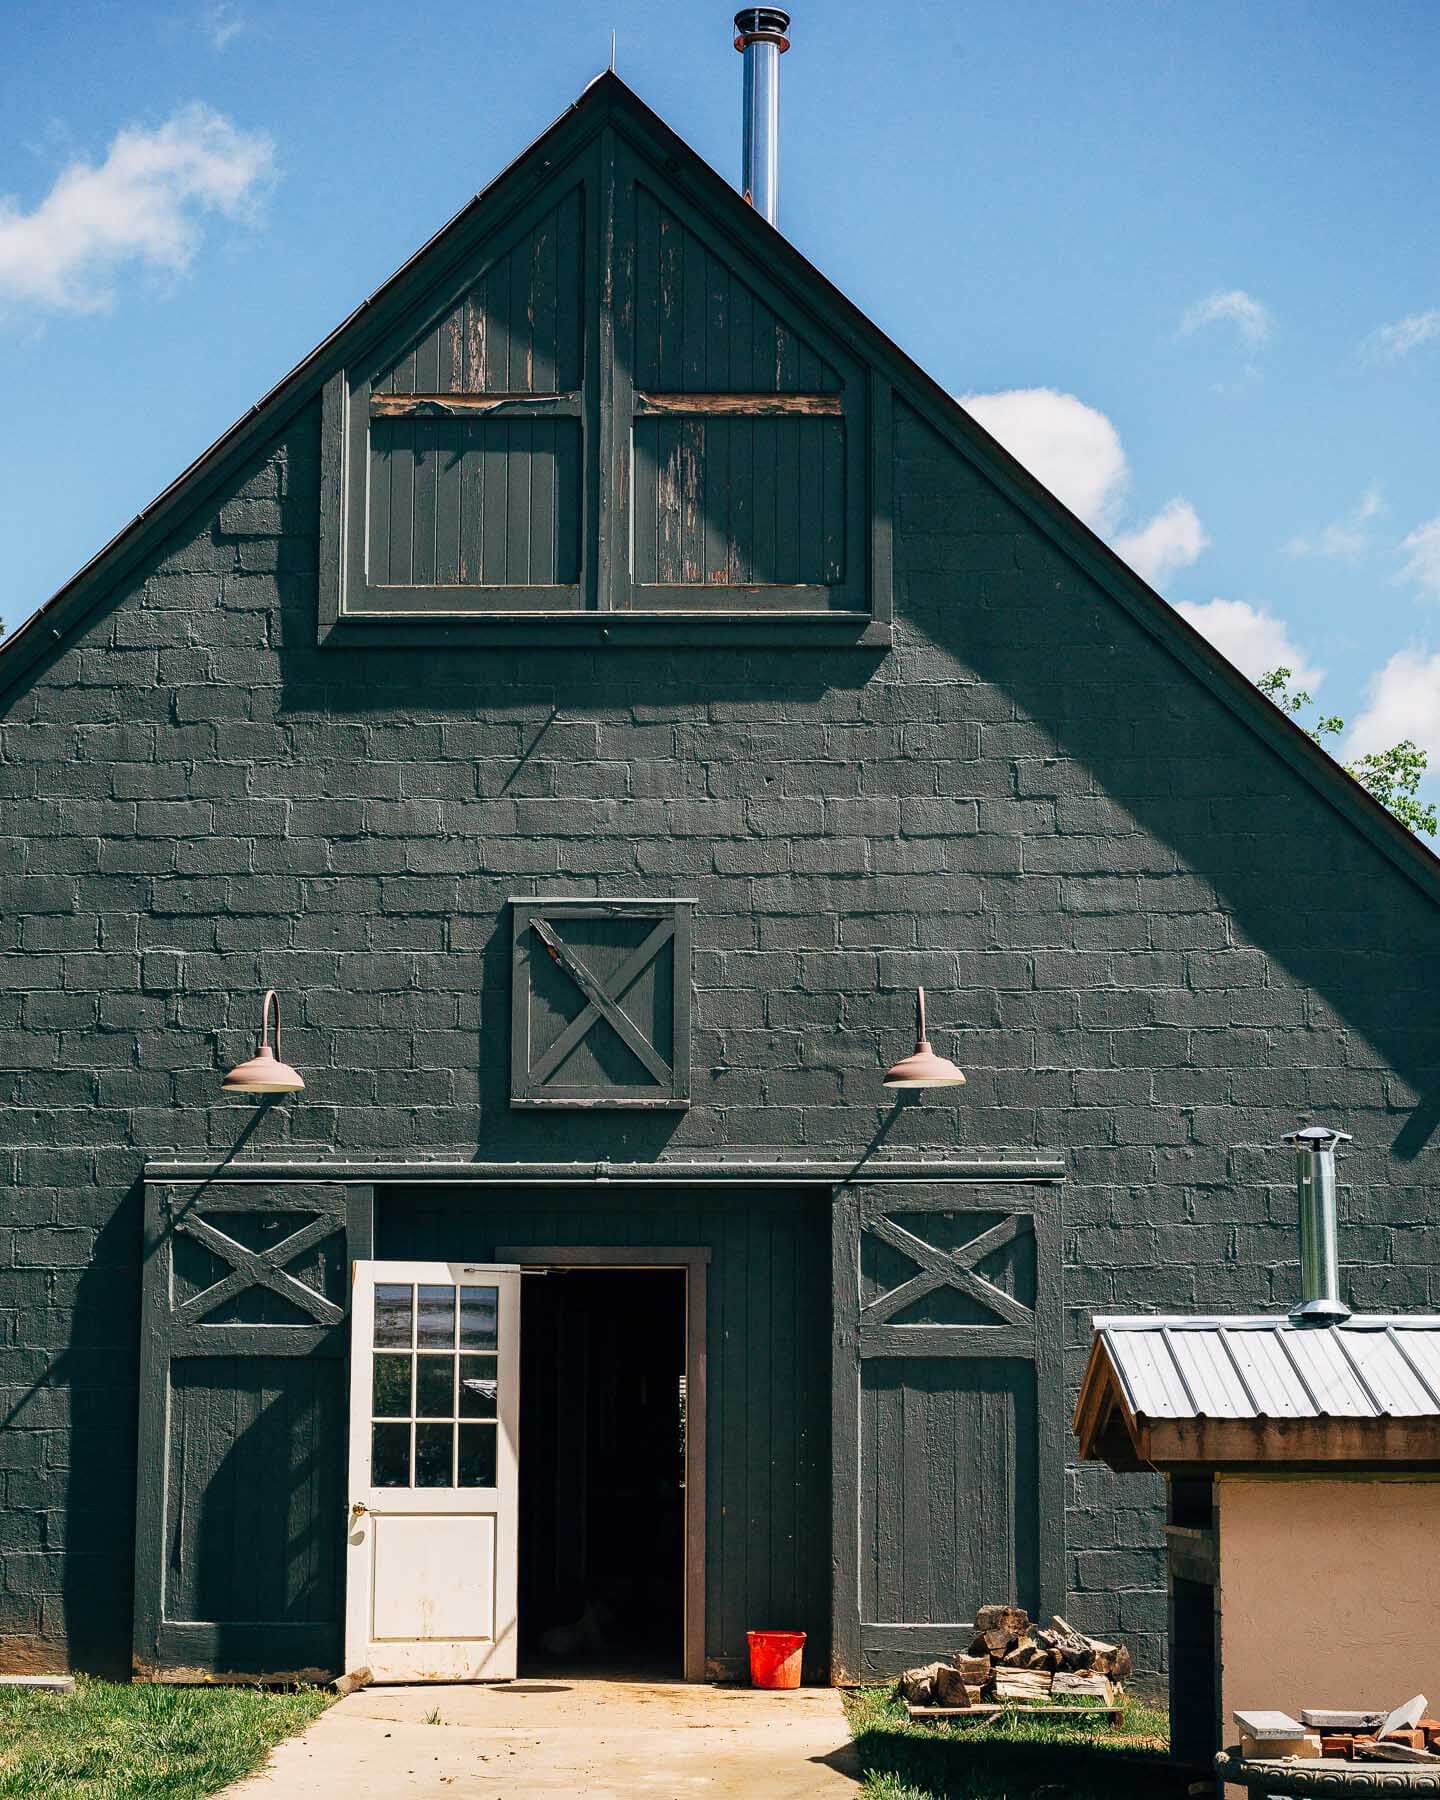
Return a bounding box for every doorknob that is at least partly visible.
[350,1501,369,1520]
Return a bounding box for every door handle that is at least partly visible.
[350,1501,369,1520]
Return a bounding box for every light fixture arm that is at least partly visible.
[915,985,930,1050]
[221,988,305,1095]
[259,988,283,1059]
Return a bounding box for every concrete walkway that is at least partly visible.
[226,1679,861,1798]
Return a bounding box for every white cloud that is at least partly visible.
[1113,499,1209,589]
[962,387,1128,531]
[202,4,248,50]
[1347,649,1440,760]
[961,386,1207,592]
[1286,486,1384,560]
[0,104,274,314]
[1363,309,1440,362]
[1179,288,1273,347]
[1399,517,1440,599]
[1173,597,1323,690]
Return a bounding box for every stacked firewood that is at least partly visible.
[900,1606,1133,1708]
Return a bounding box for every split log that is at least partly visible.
[1000,1638,1043,1668]
[975,1605,1030,1636]
[933,1667,974,1709]
[1053,1672,1114,1701]
[969,1628,1018,1659]
[1086,1640,1133,1682]
[1046,1616,1092,1655]
[899,1662,947,1706]
[992,1668,1054,1702]
[951,1655,991,1684]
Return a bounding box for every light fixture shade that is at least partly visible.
[222,1043,305,1094]
[222,990,304,1095]
[883,986,966,1090]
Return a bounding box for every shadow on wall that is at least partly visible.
[886,405,1440,1169]
[47,1182,143,1677]
[237,386,1440,1193]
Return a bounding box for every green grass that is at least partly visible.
[0,1677,330,1800]
[843,1685,1191,1800]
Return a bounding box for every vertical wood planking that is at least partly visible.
[821,420,845,583]
[134,1183,370,1680]
[373,186,584,397]
[433,421,460,585]
[632,417,844,588]
[629,188,840,396]
[745,1210,770,1635]
[555,186,584,392]
[388,423,415,584]
[506,422,531,585]
[751,419,778,586]
[481,425,508,584]
[839,1183,1062,1680]
[860,1362,1035,1623]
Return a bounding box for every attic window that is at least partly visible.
[319,132,889,646]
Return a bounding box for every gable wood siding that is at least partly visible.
[2,387,1439,1675]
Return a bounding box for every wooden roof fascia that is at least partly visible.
[3,72,1439,918]
[1072,1334,1146,1464]
[1142,1415,1440,1469]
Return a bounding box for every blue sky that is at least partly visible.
[3,0,1439,767]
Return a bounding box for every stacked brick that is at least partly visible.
[2,390,1439,1677]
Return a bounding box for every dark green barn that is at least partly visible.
[2,62,1438,1690]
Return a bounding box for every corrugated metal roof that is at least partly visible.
[1093,1315,1440,1422]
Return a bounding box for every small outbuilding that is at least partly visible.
[1074,1133,1440,1779]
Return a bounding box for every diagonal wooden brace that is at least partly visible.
[173,1210,345,1327]
[862,1213,1034,1330]
[528,915,675,1087]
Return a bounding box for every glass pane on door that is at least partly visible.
[369,1282,502,1488]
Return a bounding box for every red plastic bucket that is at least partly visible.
[747,1629,807,1689]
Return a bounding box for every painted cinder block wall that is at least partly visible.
[3,385,1440,1674]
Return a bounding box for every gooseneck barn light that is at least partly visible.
[221,989,305,1095]
[883,987,966,1090]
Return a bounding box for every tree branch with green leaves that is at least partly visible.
[1258,666,1436,838]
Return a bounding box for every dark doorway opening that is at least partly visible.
[518,1268,687,1678]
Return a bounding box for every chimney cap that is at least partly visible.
[1283,1125,1353,1147]
[735,8,791,51]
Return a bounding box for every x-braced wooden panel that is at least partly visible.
[510,897,692,1109]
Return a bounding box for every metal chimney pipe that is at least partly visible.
[1283,1125,1352,1326]
[734,8,791,225]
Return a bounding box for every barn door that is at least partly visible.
[345,1263,521,1681]
[133,1181,372,1681]
[830,1179,1064,1683]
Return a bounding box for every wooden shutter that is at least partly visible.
[830,1179,1065,1683]
[510,897,692,1109]
[610,142,869,615]
[339,169,595,616]
[319,106,891,643]
[132,1181,372,1681]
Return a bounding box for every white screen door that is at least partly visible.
[345,1262,520,1680]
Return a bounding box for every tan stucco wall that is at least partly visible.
[1218,1474,1440,1739]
